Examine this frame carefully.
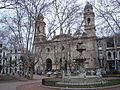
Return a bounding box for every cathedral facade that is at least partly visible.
[34,2,99,72]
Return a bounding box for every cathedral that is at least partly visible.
[34,2,99,72]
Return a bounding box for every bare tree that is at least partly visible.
[0,0,18,9]
[0,0,85,78]
[46,0,83,39]
[0,0,55,79]
[93,0,120,70]
[45,0,83,73]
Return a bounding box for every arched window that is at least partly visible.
[119,51,120,59]
[47,48,50,52]
[113,51,116,59]
[108,52,111,59]
[62,46,65,51]
[60,58,62,70]
[37,26,40,33]
[10,57,12,66]
[87,18,91,25]
[60,58,62,63]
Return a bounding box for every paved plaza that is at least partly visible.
[0,75,120,90]
[0,75,58,90]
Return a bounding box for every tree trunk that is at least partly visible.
[29,67,34,79]
[25,67,30,79]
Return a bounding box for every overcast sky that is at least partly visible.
[0,0,116,38]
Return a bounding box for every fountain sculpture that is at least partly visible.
[57,42,105,85]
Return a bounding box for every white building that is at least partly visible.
[97,36,120,72]
[7,48,23,74]
[0,44,23,74]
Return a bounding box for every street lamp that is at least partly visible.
[115,58,117,70]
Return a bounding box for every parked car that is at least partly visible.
[42,71,45,74]
[86,70,91,75]
[53,71,59,75]
[37,72,42,75]
[47,71,53,75]
[47,71,53,77]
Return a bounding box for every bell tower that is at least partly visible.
[34,13,46,43]
[83,2,98,69]
[84,2,96,37]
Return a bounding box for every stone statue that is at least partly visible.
[79,65,86,78]
[62,70,65,78]
[67,70,71,76]
[96,69,102,77]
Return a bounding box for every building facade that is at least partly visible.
[0,44,2,72]
[6,48,23,74]
[34,2,99,72]
[0,44,23,74]
[97,36,120,72]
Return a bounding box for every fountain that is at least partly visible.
[57,42,105,85]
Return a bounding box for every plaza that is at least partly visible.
[0,0,120,90]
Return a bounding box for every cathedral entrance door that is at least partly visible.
[46,58,52,71]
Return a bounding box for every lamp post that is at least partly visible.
[115,58,117,70]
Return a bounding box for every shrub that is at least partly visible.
[107,69,120,74]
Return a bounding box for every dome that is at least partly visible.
[38,13,43,18]
[84,2,93,10]
[37,13,44,21]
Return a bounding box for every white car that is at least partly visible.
[53,71,58,75]
[47,71,53,75]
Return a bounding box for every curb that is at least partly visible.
[42,84,120,90]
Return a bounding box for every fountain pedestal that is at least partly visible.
[58,42,105,85]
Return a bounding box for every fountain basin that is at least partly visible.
[57,76,106,85]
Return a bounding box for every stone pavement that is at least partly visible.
[1,75,120,90]
[0,74,53,90]
[16,82,120,90]
[16,82,59,90]
[16,76,120,90]
[16,75,59,90]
